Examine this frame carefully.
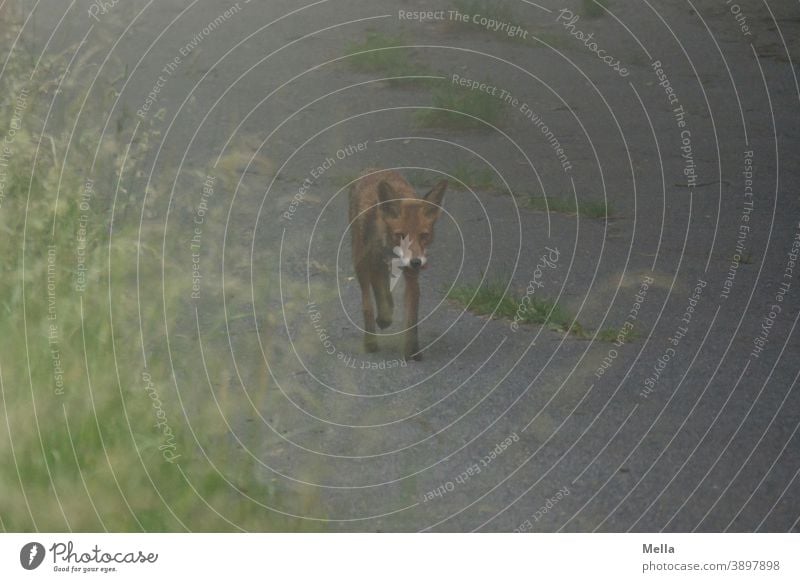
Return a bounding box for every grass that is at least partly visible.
[416,83,505,130]
[526,195,613,219]
[594,327,639,343]
[449,0,563,50]
[447,162,498,191]
[344,32,433,84]
[448,280,637,343]
[451,0,515,23]
[582,0,611,18]
[0,16,318,531]
[447,280,583,335]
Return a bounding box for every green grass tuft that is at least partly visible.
[451,0,515,20]
[526,195,613,219]
[594,327,639,343]
[448,281,638,342]
[416,83,505,129]
[447,280,582,334]
[345,33,433,83]
[581,199,613,219]
[447,162,498,191]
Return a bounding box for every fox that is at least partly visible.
[349,169,448,361]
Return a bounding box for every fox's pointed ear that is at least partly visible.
[423,180,447,218]
[378,180,401,218]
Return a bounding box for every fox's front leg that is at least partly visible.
[371,262,393,330]
[403,269,421,360]
[357,266,378,352]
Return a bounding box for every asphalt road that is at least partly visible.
[15,0,800,531]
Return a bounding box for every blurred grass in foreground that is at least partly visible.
[0,12,319,532]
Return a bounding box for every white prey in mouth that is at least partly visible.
[389,235,426,290]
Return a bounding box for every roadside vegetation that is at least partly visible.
[0,16,315,531]
[345,32,433,84]
[415,83,505,129]
[450,0,515,23]
[525,195,613,219]
[447,162,499,191]
[448,280,632,342]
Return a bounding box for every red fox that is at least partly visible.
[349,169,447,360]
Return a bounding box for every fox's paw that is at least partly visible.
[376,316,393,330]
[364,337,379,353]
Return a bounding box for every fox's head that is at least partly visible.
[378,179,448,270]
